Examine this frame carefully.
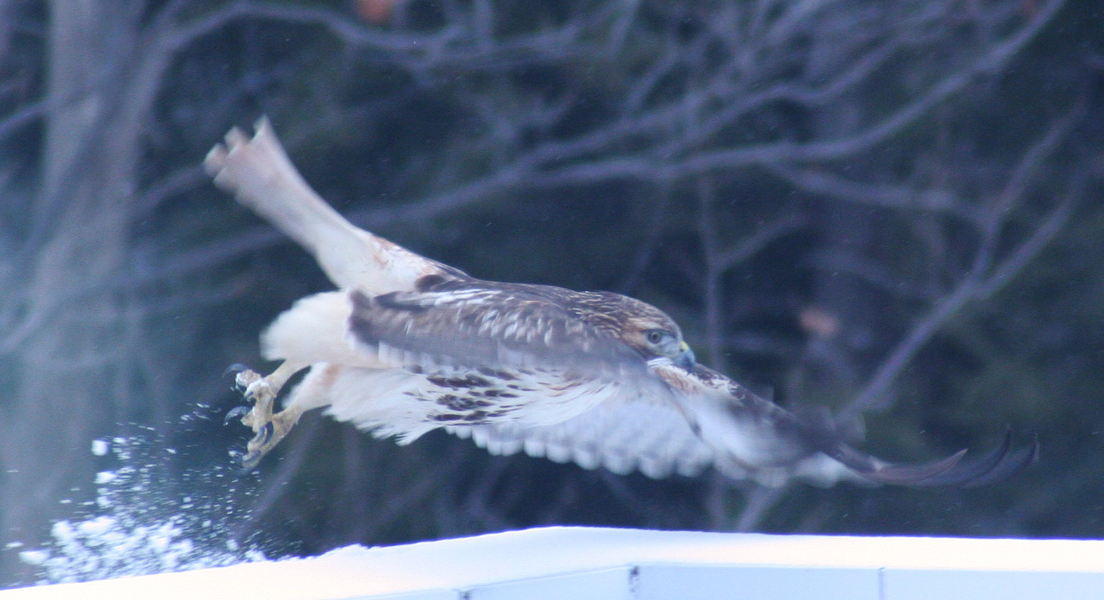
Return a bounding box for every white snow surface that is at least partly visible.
[4,527,1104,600]
[8,431,265,586]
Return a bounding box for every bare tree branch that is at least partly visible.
[764,165,976,221]
[735,484,790,532]
[841,103,1084,419]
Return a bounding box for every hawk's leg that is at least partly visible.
[233,361,306,468]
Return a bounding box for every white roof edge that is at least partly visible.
[3,527,1103,600]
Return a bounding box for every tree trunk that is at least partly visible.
[0,0,147,581]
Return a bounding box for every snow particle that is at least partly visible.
[19,550,50,566]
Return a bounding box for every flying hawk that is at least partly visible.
[204,119,1035,487]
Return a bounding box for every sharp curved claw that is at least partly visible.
[223,363,252,379]
[227,450,259,475]
[259,422,274,446]
[237,424,275,470]
[224,405,250,425]
[241,450,263,471]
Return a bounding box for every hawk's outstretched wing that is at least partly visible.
[448,400,716,480]
[205,119,1037,485]
[346,285,1026,487]
[447,364,1037,487]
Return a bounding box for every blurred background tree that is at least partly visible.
[1,0,1102,586]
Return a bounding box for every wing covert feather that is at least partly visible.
[347,286,646,376]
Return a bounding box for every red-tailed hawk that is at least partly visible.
[204,119,1036,487]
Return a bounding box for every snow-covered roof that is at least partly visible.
[4,526,1103,599]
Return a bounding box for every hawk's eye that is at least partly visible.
[647,330,667,345]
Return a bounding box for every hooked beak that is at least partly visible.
[675,341,696,373]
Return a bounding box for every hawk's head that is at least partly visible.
[578,293,696,372]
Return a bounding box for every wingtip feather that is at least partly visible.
[838,429,1038,487]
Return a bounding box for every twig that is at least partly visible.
[842,194,1078,420]
[735,483,789,532]
[765,165,976,221]
[714,213,808,272]
[698,177,724,367]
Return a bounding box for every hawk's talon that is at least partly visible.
[223,363,252,380]
[235,369,263,392]
[260,422,274,446]
[224,405,250,425]
[236,372,277,433]
[240,451,263,471]
[227,366,302,467]
[242,379,271,402]
[241,408,301,468]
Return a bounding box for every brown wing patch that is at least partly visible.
[346,284,651,376]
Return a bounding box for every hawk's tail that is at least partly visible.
[204,118,445,295]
